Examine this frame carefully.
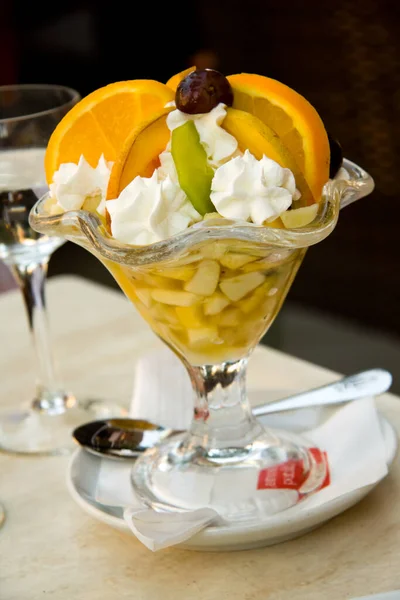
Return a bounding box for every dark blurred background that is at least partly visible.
[1,0,400,384]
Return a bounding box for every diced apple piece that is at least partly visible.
[199,243,226,260]
[151,304,181,325]
[187,327,220,347]
[219,253,258,270]
[242,251,292,273]
[155,265,196,282]
[82,193,103,214]
[136,272,179,290]
[184,259,220,296]
[175,305,205,328]
[236,282,269,314]
[134,285,153,308]
[280,204,319,229]
[219,272,266,302]
[203,292,230,315]
[151,289,200,307]
[217,307,242,327]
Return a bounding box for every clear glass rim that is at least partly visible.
[29,158,374,268]
[0,84,81,124]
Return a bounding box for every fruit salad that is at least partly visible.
[43,67,340,365]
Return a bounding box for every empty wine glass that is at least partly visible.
[0,84,125,457]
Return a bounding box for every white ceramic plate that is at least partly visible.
[66,405,398,552]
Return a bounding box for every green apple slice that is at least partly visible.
[171,120,215,215]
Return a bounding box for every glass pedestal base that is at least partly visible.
[131,428,327,522]
[0,396,127,456]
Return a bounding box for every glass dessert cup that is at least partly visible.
[30,159,374,521]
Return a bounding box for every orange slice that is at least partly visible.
[227,73,330,202]
[44,80,175,185]
[166,66,196,91]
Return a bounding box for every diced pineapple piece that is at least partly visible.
[175,305,205,328]
[184,259,220,296]
[280,204,319,229]
[82,193,102,213]
[203,292,230,315]
[151,289,200,307]
[219,253,258,270]
[136,272,179,290]
[151,304,181,325]
[134,285,153,308]
[187,327,220,347]
[217,307,242,327]
[219,272,266,302]
[236,282,269,314]
[155,265,196,282]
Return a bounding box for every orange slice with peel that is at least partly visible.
[227,73,330,202]
[44,80,175,185]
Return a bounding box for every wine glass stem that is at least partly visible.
[11,258,69,414]
[186,357,264,452]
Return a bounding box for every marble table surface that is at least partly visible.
[1,275,400,600]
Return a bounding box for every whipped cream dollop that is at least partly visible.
[50,155,111,215]
[210,150,301,224]
[167,103,238,166]
[106,171,201,245]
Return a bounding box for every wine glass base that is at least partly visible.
[0,399,128,456]
[131,429,327,523]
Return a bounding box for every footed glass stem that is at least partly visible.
[131,358,327,521]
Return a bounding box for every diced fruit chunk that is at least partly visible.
[219,253,258,270]
[175,305,205,328]
[217,307,242,327]
[184,259,220,296]
[151,304,181,325]
[136,272,179,290]
[219,272,266,302]
[280,204,319,229]
[155,265,196,281]
[187,327,220,346]
[151,289,200,306]
[134,285,153,308]
[236,282,270,314]
[203,292,230,315]
[199,243,226,260]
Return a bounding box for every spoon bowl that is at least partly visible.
[73,418,180,460]
[72,368,392,460]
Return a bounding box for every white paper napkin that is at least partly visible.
[93,347,390,551]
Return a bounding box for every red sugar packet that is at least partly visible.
[257,447,330,497]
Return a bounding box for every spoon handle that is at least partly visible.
[252,368,393,417]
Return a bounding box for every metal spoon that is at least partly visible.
[73,368,392,460]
